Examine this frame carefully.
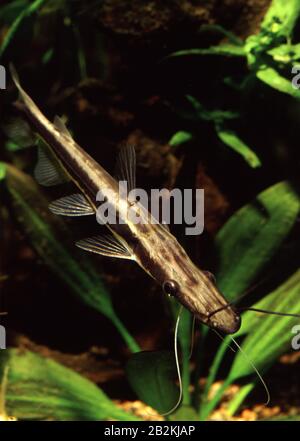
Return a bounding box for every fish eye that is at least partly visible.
[163,280,179,297]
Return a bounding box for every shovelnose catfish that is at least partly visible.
[10,64,241,335]
[10,66,300,413]
[10,66,300,330]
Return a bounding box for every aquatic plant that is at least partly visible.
[1,0,300,422]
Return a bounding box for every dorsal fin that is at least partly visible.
[115,145,136,193]
[53,115,72,138]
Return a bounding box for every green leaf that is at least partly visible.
[0,0,46,58]
[199,24,244,46]
[0,163,6,181]
[126,351,179,415]
[268,43,300,63]
[199,182,300,419]
[215,125,261,168]
[184,96,258,167]
[244,1,300,68]
[261,0,300,39]
[169,131,193,147]
[216,271,300,414]
[216,181,300,301]
[0,0,29,24]
[4,164,140,353]
[42,47,54,65]
[256,66,300,98]
[235,268,300,337]
[0,349,137,421]
[168,45,245,59]
[226,383,255,416]
[229,268,300,380]
[186,95,239,123]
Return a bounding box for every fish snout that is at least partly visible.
[207,309,241,335]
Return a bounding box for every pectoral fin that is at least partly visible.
[76,234,133,260]
[34,145,69,187]
[49,193,95,216]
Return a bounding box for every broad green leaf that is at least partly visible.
[215,181,300,301]
[219,275,298,414]
[0,349,136,421]
[169,131,193,147]
[199,182,300,418]
[261,0,300,39]
[256,66,300,98]
[168,45,245,59]
[268,43,300,63]
[3,164,139,353]
[215,125,261,168]
[229,268,300,380]
[244,35,266,66]
[235,268,300,337]
[126,351,179,415]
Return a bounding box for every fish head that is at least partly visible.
[161,252,241,335]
